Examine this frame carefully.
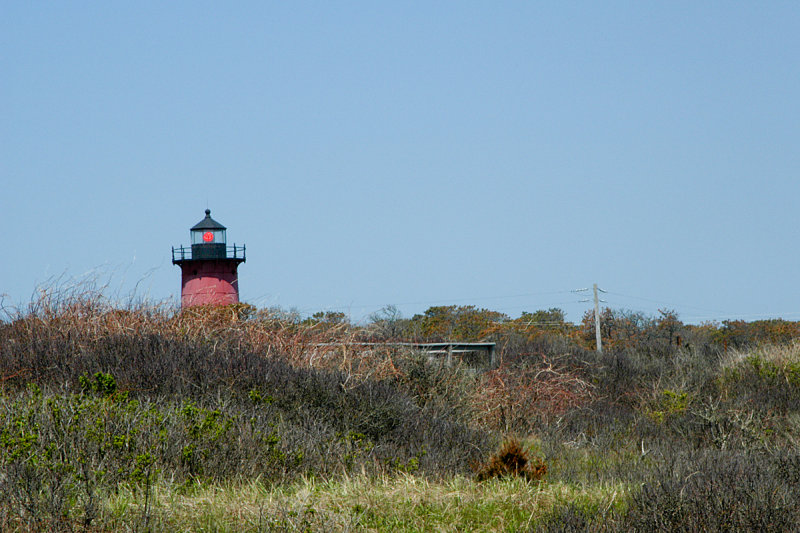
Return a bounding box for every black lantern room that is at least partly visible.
[189,209,227,259]
[171,209,246,264]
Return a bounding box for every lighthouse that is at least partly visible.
[172,209,246,307]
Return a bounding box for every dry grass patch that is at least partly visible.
[720,342,800,379]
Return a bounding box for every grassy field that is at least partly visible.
[1,287,800,531]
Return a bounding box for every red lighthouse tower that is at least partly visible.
[172,209,246,307]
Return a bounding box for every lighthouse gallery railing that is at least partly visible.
[171,244,246,263]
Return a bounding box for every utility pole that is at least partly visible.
[574,284,605,353]
[593,283,603,353]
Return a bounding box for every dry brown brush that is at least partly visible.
[475,437,547,482]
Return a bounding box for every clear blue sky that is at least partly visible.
[3,2,799,324]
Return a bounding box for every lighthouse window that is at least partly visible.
[191,229,226,245]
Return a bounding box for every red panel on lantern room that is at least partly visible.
[180,260,240,307]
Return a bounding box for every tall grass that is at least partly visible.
[99,473,626,532]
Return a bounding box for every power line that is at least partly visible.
[598,290,800,324]
[603,291,728,315]
[677,311,800,322]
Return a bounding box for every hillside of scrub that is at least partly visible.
[1,289,800,531]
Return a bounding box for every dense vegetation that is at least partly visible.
[2,287,800,531]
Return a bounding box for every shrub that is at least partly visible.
[476,438,547,482]
[0,289,495,484]
[624,449,800,532]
